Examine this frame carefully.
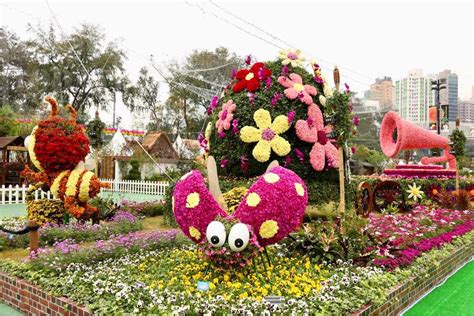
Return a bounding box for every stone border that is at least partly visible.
[353,240,474,316]
[0,273,92,316]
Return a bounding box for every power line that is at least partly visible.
[204,1,375,84]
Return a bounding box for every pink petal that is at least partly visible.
[295,120,318,143]
[278,76,294,88]
[289,73,303,84]
[284,88,299,100]
[304,85,317,96]
[300,91,314,105]
[309,143,325,171]
[307,104,324,130]
[324,142,339,168]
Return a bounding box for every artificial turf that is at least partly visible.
[404,260,474,316]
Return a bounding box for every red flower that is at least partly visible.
[232,62,271,93]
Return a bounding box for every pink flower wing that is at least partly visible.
[232,166,308,247]
[173,170,228,243]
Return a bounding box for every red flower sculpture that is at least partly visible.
[232,62,271,93]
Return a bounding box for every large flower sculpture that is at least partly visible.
[240,109,291,162]
[232,62,271,93]
[278,73,317,105]
[295,104,339,171]
[216,100,237,133]
[278,49,305,68]
[206,49,355,179]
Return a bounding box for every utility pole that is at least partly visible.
[431,78,446,135]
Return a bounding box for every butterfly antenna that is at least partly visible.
[207,156,228,210]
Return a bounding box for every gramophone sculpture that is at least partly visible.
[380,111,456,177]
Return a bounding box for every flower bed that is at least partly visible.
[0,211,142,251]
[0,224,472,315]
[119,200,167,217]
[368,207,473,269]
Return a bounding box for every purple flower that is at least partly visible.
[232,119,239,135]
[314,76,324,84]
[295,148,304,162]
[352,116,360,127]
[207,96,219,115]
[220,159,228,169]
[265,77,272,90]
[284,155,292,167]
[287,111,295,124]
[271,93,282,106]
[351,146,357,154]
[218,131,226,139]
[231,68,237,79]
[245,55,252,65]
[240,155,249,173]
[345,83,350,92]
[248,92,255,104]
[281,65,289,77]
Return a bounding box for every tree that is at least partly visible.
[0,105,19,136]
[28,24,131,114]
[124,160,141,181]
[165,47,243,136]
[122,67,164,131]
[0,27,41,111]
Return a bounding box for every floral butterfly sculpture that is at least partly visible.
[173,157,308,268]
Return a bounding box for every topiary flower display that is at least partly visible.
[22,96,109,221]
[206,50,355,180]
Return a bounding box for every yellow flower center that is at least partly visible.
[293,83,304,92]
[245,73,254,80]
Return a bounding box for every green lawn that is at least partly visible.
[0,303,24,316]
[0,204,26,218]
[405,260,474,316]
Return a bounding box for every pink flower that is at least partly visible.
[215,100,237,133]
[294,148,305,162]
[284,155,292,167]
[220,159,228,169]
[278,73,317,105]
[295,104,339,171]
[245,55,252,65]
[271,93,282,106]
[352,115,360,126]
[232,119,239,135]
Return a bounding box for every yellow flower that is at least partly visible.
[240,109,291,162]
[278,49,305,68]
[189,226,201,240]
[406,183,424,202]
[186,192,200,208]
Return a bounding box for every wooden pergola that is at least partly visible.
[0,136,28,186]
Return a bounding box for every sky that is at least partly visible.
[1,0,473,129]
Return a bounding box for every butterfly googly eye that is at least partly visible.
[206,221,226,247]
[228,223,250,252]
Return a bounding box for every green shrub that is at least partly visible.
[124,160,141,180]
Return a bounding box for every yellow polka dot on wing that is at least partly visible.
[264,173,280,184]
[246,192,261,207]
[189,226,201,240]
[295,183,305,197]
[186,192,200,208]
[259,220,279,239]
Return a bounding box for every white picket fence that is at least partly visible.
[99,179,169,196]
[0,180,170,205]
[0,184,53,205]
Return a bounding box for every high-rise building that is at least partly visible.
[369,77,393,109]
[458,101,474,123]
[437,70,458,122]
[394,69,434,127]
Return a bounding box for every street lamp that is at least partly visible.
[431,78,446,135]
